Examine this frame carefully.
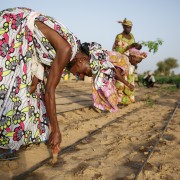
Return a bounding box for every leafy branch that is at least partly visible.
[139,39,163,54]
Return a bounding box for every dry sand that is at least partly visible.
[0,80,180,180]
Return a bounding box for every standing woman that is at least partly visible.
[0,7,86,158]
[112,18,139,54]
[112,18,141,105]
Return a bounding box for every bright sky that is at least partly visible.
[1,0,180,74]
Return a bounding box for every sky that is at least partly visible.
[1,0,180,74]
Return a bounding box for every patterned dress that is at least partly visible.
[112,33,136,104]
[0,7,79,150]
[88,42,135,112]
[112,33,135,54]
[108,51,135,105]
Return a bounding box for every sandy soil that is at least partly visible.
[0,80,180,180]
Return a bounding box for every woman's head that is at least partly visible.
[118,18,133,35]
[68,42,114,79]
[123,25,132,35]
[67,50,92,77]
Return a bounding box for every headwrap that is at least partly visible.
[129,48,147,59]
[117,18,133,27]
[81,42,119,112]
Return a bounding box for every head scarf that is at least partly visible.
[87,42,114,88]
[129,48,147,59]
[81,42,119,112]
[118,18,133,27]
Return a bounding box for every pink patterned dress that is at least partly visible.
[87,42,135,112]
[0,7,79,150]
[108,51,135,105]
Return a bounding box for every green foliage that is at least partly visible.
[139,74,180,84]
[140,39,163,53]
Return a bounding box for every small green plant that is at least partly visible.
[145,95,155,107]
[140,39,163,54]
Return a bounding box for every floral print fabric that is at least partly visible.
[112,33,136,104]
[108,51,135,105]
[85,42,119,112]
[0,7,79,150]
[112,33,135,54]
[86,42,135,112]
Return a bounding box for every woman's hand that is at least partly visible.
[48,129,62,149]
[131,43,140,48]
[127,83,135,91]
[127,43,141,50]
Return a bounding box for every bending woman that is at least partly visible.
[0,8,146,161]
[0,7,84,158]
[67,42,147,112]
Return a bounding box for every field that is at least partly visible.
[0,80,180,180]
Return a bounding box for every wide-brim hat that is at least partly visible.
[117,18,133,26]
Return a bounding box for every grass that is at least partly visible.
[145,95,155,107]
[157,85,178,96]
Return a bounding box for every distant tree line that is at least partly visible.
[154,58,179,76]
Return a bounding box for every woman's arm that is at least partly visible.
[114,68,134,91]
[35,21,72,148]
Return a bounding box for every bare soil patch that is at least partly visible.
[1,81,180,180]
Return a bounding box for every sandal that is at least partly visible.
[0,149,19,161]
